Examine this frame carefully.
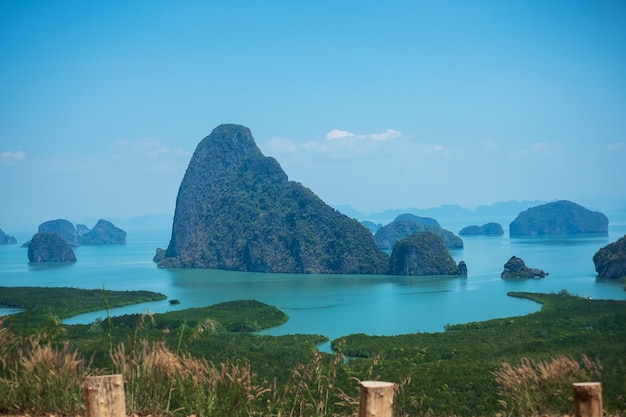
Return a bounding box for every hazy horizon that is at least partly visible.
[2,2,625,228]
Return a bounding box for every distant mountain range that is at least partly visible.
[105,197,626,231]
[334,198,626,224]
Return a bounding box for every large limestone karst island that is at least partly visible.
[158,124,389,274]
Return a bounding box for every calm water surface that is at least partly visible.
[1,214,625,349]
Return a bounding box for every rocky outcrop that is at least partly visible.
[78,219,126,245]
[153,247,166,263]
[27,232,77,263]
[38,219,79,246]
[159,124,389,274]
[593,235,626,280]
[0,228,17,244]
[459,222,504,236]
[375,214,463,250]
[500,256,547,279]
[388,232,467,276]
[509,200,608,236]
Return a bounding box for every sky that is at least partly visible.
[1,1,625,228]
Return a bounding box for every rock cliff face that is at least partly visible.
[500,256,547,279]
[388,232,467,276]
[509,200,608,236]
[78,219,126,245]
[459,223,504,236]
[27,232,77,262]
[159,124,388,274]
[593,235,626,280]
[39,219,79,246]
[76,224,90,238]
[0,228,17,244]
[375,214,463,250]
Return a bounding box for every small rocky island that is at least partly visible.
[501,256,547,279]
[0,228,17,244]
[22,219,126,247]
[389,232,467,276]
[509,200,608,236]
[459,222,503,236]
[39,219,80,246]
[593,235,626,280]
[158,124,388,274]
[79,219,126,245]
[375,214,463,250]
[28,232,77,263]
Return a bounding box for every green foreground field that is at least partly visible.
[1,287,625,416]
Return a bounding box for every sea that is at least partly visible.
[1,213,625,352]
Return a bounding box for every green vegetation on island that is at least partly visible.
[1,288,625,416]
[336,291,626,415]
[0,286,166,327]
[388,232,467,276]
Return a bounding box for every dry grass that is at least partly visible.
[0,318,89,415]
[492,354,602,417]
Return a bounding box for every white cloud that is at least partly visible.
[263,137,298,154]
[325,128,402,141]
[425,144,446,153]
[0,150,26,164]
[325,129,357,140]
[512,141,564,159]
[367,129,402,141]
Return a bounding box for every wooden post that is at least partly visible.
[573,382,602,417]
[82,374,126,417]
[359,380,395,417]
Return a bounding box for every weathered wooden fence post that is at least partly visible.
[82,374,126,417]
[573,382,602,417]
[358,380,396,417]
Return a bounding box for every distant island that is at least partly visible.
[509,200,608,236]
[0,228,17,244]
[374,214,463,250]
[27,232,77,263]
[459,222,504,236]
[22,219,127,248]
[500,256,548,279]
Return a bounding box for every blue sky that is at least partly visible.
[1,1,625,228]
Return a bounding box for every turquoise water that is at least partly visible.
[1,214,625,350]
